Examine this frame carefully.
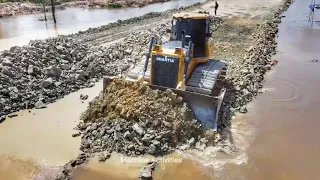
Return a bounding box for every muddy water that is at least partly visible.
[0,80,104,179]
[214,0,320,179]
[238,2,320,179]
[0,0,205,51]
[72,152,213,180]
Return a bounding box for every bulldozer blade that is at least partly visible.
[148,85,226,131]
[103,76,226,131]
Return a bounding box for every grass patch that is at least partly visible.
[107,2,122,9]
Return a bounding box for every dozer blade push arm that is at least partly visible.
[138,37,154,82]
[183,40,193,84]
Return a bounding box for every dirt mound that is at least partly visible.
[82,78,196,134]
[76,78,205,156]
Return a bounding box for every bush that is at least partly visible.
[57,0,74,3]
[107,2,122,9]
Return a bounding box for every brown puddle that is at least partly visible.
[211,0,320,179]
[73,153,146,180]
[0,80,104,179]
[153,159,212,180]
[72,153,212,180]
[0,156,39,180]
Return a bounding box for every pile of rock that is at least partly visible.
[64,0,172,9]
[114,0,170,8]
[139,161,157,180]
[62,1,88,8]
[84,0,171,8]
[79,78,204,155]
[0,36,137,117]
[0,2,42,17]
[56,78,207,179]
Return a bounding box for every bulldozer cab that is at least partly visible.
[169,12,212,58]
[149,12,213,89]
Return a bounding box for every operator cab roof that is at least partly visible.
[173,12,210,19]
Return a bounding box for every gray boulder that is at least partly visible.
[42,78,53,88]
[45,66,62,77]
[133,123,145,136]
[34,99,47,109]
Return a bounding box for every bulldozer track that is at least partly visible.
[126,59,151,81]
[186,59,227,95]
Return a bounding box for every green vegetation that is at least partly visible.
[107,2,123,9]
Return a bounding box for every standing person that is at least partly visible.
[214,1,219,16]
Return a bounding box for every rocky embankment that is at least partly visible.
[56,0,171,9]
[0,29,162,120]
[0,2,66,18]
[85,0,171,8]
[0,0,171,18]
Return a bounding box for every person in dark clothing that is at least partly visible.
[214,1,219,16]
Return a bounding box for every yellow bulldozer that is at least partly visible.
[103,12,227,131]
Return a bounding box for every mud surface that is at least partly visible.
[231,0,320,179]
